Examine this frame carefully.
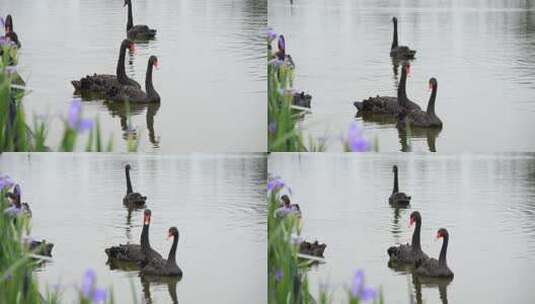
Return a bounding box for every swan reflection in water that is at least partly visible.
[410,273,452,304]
[141,274,180,304]
[104,101,161,148]
[398,127,441,152]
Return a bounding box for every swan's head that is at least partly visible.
[392,17,398,23]
[278,35,286,52]
[144,209,152,225]
[392,165,398,173]
[125,164,131,170]
[281,194,291,207]
[168,227,179,240]
[436,228,448,239]
[5,15,13,33]
[428,78,437,91]
[409,211,421,226]
[149,55,159,69]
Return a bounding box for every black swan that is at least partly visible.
[354,62,420,115]
[275,195,302,218]
[299,240,327,258]
[124,0,157,40]
[106,56,160,103]
[388,165,411,207]
[71,39,141,96]
[27,239,54,257]
[397,78,442,129]
[3,15,21,48]
[123,164,147,208]
[141,226,183,277]
[415,228,454,278]
[387,211,428,265]
[390,17,416,60]
[105,209,162,263]
[293,91,312,108]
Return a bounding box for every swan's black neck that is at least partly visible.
[393,168,399,194]
[167,234,178,265]
[125,167,133,194]
[397,66,408,106]
[140,223,150,252]
[126,1,134,31]
[116,42,129,85]
[411,218,422,250]
[392,20,399,50]
[426,83,438,116]
[145,61,157,99]
[439,234,449,266]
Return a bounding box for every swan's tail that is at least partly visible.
[353,101,364,110]
[71,80,81,90]
[105,246,123,258]
[387,246,398,257]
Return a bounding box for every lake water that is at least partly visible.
[1,0,266,152]
[0,153,267,303]
[269,0,535,152]
[269,153,535,303]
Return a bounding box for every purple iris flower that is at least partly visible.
[67,98,93,133]
[81,269,107,303]
[0,36,15,48]
[266,28,277,43]
[0,175,14,191]
[274,270,282,282]
[267,177,285,192]
[346,122,370,152]
[0,17,4,28]
[350,270,376,302]
[268,122,277,134]
[278,35,285,51]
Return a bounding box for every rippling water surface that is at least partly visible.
[0,153,267,303]
[269,0,535,152]
[269,153,535,303]
[1,0,266,152]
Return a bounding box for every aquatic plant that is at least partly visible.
[80,269,107,304]
[0,53,120,152]
[267,30,373,152]
[268,176,384,304]
[0,180,131,304]
[267,30,326,152]
[343,122,370,152]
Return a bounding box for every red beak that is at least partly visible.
[154,60,160,69]
[144,215,150,225]
[129,45,136,54]
[436,232,441,239]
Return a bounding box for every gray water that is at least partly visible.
[269,153,535,303]
[0,153,267,303]
[269,0,535,152]
[0,0,266,152]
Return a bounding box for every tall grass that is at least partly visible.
[267,32,371,153]
[0,45,132,152]
[268,177,383,304]
[267,52,307,152]
[0,182,134,303]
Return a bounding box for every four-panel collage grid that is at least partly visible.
[1,0,534,303]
